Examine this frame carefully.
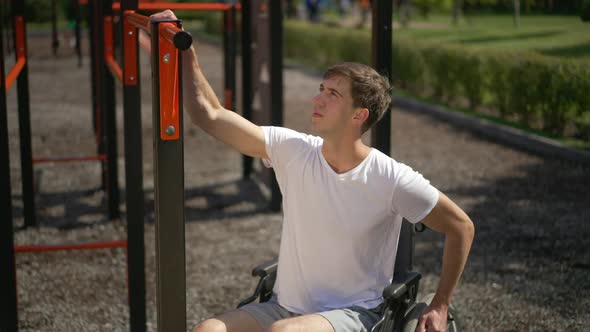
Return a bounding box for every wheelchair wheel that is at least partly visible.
[401,293,461,332]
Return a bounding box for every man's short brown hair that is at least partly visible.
[324,62,392,133]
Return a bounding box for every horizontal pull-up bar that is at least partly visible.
[32,154,107,164]
[113,2,239,12]
[125,12,193,50]
[15,240,127,253]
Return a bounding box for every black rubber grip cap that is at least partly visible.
[174,31,193,50]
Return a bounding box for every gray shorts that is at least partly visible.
[238,296,383,332]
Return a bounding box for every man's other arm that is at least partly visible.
[417,192,475,332]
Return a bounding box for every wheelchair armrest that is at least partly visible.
[382,271,421,301]
[252,257,278,278]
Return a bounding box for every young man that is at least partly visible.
[149,10,474,332]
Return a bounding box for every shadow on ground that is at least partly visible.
[12,177,271,230]
[415,157,590,323]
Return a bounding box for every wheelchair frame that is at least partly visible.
[237,228,461,332]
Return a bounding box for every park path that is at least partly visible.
[7,33,589,331]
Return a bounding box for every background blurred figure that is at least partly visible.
[306,0,322,23]
[285,0,298,18]
[398,0,412,27]
[357,0,371,28]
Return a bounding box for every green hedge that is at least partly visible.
[393,41,590,137]
[200,17,590,141]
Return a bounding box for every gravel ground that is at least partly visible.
[6,33,590,331]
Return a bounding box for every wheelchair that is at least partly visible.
[237,226,462,331]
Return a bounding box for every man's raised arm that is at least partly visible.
[151,10,268,160]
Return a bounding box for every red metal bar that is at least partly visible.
[15,16,25,59]
[32,154,107,164]
[113,2,234,11]
[158,24,180,141]
[126,12,149,31]
[224,88,232,110]
[15,240,127,253]
[106,57,123,82]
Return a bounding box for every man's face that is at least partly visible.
[311,75,357,136]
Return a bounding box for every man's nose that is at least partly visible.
[312,93,324,106]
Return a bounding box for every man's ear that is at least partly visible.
[352,108,369,125]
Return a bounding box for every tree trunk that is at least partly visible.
[452,0,463,25]
[513,0,520,29]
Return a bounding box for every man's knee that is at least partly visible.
[192,318,227,332]
[267,320,296,332]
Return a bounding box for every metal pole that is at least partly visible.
[103,0,120,221]
[241,0,253,179]
[269,0,283,212]
[74,0,82,67]
[52,0,59,56]
[13,0,36,228]
[151,19,187,332]
[90,0,108,193]
[0,7,18,330]
[228,5,237,114]
[371,0,414,275]
[120,0,146,331]
[371,0,392,156]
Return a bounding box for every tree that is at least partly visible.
[513,0,520,28]
[582,0,590,22]
[452,0,463,25]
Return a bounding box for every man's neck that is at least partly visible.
[321,136,371,174]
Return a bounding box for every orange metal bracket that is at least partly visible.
[158,24,180,141]
[123,11,138,86]
[104,16,123,82]
[5,16,27,91]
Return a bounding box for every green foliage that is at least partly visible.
[25,0,53,23]
[201,15,590,141]
[392,43,427,94]
[581,0,590,22]
[413,0,448,18]
[485,54,509,117]
[283,20,370,70]
[456,50,485,109]
[574,111,590,140]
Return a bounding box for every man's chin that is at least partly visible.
[310,125,326,137]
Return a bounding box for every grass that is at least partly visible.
[391,14,590,61]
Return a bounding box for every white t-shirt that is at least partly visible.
[262,126,439,314]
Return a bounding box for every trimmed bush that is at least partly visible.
[25,0,53,22]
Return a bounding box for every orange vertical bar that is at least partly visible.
[123,11,138,86]
[158,25,180,141]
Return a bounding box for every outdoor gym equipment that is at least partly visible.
[0,0,191,331]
